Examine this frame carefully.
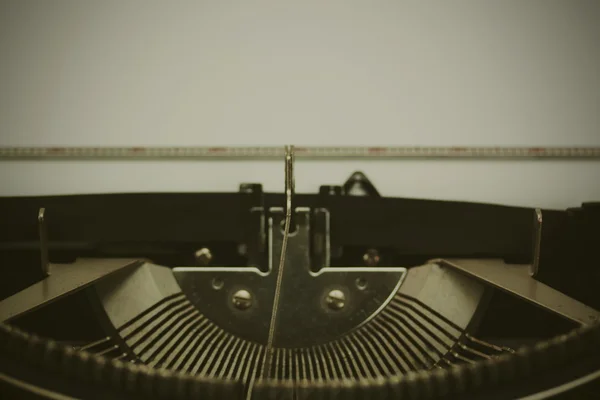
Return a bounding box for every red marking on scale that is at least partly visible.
[368,147,387,153]
[208,147,227,153]
[294,147,308,153]
[48,147,66,154]
[451,147,468,152]
[130,147,146,153]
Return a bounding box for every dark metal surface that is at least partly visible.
[0,258,143,322]
[534,202,600,310]
[0,193,537,259]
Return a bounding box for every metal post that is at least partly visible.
[530,208,542,277]
[38,208,50,277]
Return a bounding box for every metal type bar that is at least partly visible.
[95,345,119,357]
[261,146,295,379]
[464,334,515,354]
[434,258,600,326]
[1,146,599,160]
[77,337,111,352]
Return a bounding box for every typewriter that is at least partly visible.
[1,145,599,399]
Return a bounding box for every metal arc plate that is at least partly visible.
[174,209,407,347]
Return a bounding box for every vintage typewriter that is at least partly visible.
[1,145,599,399]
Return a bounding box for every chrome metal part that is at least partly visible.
[194,247,213,266]
[465,333,515,354]
[76,336,123,358]
[232,289,253,311]
[434,334,514,368]
[530,208,543,277]
[0,258,143,322]
[434,258,600,326]
[325,289,346,311]
[38,208,49,277]
[77,336,111,352]
[283,145,295,230]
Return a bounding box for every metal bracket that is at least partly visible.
[343,171,381,197]
[0,258,144,323]
[433,258,600,326]
[431,209,600,326]
[0,208,145,322]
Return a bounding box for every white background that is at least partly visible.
[0,1,599,208]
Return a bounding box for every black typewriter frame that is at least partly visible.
[1,186,598,307]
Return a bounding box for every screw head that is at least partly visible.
[363,248,380,267]
[232,289,253,310]
[194,248,212,265]
[325,289,346,311]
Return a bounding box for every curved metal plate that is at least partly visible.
[174,208,407,348]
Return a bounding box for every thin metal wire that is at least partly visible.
[457,343,492,360]
[174,318,213,371]
[96,345,119,357]
[464,333,515,354]
[232,340,252,381]
[163,315,206,370]
[220,337,242,379]
[451,351,476,364]
[78,337,111,351]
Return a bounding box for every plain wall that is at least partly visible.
[0,1,599,208]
